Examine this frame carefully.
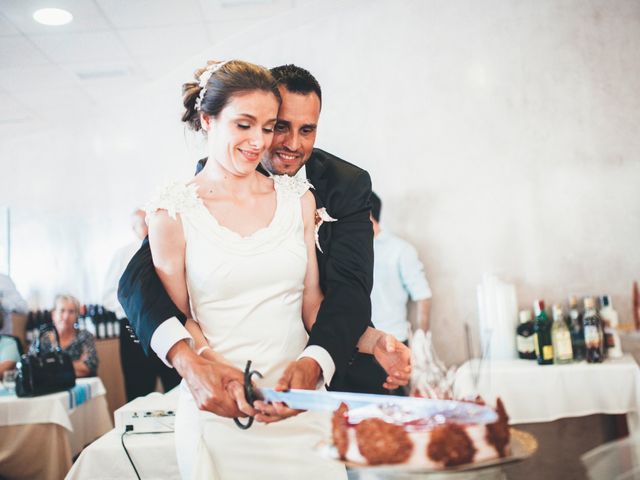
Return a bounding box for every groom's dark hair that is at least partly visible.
[270,64,322,107]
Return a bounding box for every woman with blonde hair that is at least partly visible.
[29,294,98,377]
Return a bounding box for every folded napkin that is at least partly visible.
[68,382,92,409]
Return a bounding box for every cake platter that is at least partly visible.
[316,428,537,475]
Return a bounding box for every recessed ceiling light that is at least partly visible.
[33,8,73,26]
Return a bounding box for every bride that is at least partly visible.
[146,60,410,479]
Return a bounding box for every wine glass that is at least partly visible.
[3,369,17,393]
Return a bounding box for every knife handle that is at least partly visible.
[233,360,263,430]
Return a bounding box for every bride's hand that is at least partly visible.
[253,400,302,424]
[170,341,245,417]
[253,358,319,423]
[226,380,257,418]
[373,333,412,390]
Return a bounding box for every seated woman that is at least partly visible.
[29,294,98,377]
[0,310,21,376]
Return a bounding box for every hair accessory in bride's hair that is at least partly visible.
[195,60,230,111]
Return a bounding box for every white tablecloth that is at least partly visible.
[66,389,180,480]
[0,377,107,430]
[0,378,113,480]
[454,354,640,430]
[66,427,179,480]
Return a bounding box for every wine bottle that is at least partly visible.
[112,312,121,337]
[77,304,86,331]
[96,306,106,339]
[516,310,536,360]
[85,305,96,337]
[25,311,34,344]
[584,297,603,363]
[105,308,115,338]
[43,309,52,326]
[552,304,573,364]
[533,300,553,365]
[599,295,623,358]
[31,310,41,342]
[567,295,585,360]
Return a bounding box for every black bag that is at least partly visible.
[15,324,76,397]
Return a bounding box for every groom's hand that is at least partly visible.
[373,333,412,390]
[254,357,320,424]
[168,340,245,417]
[277,357,321,390]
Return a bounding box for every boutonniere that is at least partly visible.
[314,207,337,253]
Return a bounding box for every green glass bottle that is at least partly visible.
[533,299,553,365]
[568,295,585,360]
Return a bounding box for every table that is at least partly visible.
[454,355,640,479]
[0,377,113,480]
[68,388,508,480]
[454,355,640,429]
[66,389,180,480]
[621,332,640,367]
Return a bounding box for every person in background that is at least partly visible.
[0,273,28,336]
[370,192,432,341]
[0,309,21,376]
[29,294,98,377]
[102,209,180,400]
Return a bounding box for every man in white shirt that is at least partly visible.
[370,192,432,341]
[103,210,180,400]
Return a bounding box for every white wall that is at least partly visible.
[1,0,638,364]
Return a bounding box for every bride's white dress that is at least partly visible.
[147,176,346,480]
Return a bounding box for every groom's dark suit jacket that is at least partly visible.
[117,148,387,393]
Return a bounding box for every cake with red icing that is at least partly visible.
[331,397,510,469]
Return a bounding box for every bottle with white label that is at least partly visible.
[516,310,536,360]
[552,304,573,364]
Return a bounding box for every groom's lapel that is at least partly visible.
[306,157,327,210]
[306,156,333,254]
[257,163,269,177]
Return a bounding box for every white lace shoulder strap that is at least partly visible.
[272,174,314,197]
[144,182,202,220]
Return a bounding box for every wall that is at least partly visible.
[1,0,638,365]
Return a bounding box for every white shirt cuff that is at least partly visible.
[150,317,193,367]
[298,345,335,388]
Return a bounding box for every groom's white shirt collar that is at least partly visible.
[295,165,307,180]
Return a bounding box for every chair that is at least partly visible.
[0,334,23,356]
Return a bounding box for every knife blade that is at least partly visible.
[254,388,498,424]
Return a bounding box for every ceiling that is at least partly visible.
[0,0,311,135]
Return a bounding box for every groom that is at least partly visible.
[118,65,395,419]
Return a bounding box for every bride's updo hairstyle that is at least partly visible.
[182,60,281,132]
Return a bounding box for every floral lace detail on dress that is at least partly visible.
[144,182,203,220]
[272,174,314,197]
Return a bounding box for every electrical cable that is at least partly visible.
[121,429,141,480]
